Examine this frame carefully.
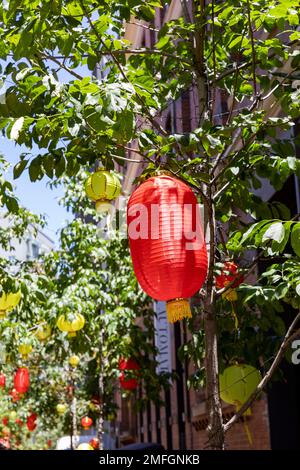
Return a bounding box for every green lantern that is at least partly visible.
[219,364,261,415]
[85,169,121,213]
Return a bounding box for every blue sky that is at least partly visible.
[0,137,70,246]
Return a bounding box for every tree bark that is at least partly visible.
[203,199,224,449]
[191,0,224,449]
[98,326,105,450]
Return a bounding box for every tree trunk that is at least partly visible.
[203,303,224,449]
[98,325,105,450]
[71,396,77,449]
[190,0,224,449]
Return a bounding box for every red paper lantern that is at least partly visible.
[127,174,208,322]
[216,261,243,289]
[119,358,140,391]
[15,418,23,427]
[14,367,30,394]
[81,416,92,430]
[0,373,6,388]
[9,388,20,402]
[2,417,8,426]
[26,413,37,432]
[215,261,244,302]
[89,438,99,450]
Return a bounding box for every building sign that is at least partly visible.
[154,301,172,374]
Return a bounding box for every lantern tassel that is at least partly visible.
[243,421,253,447]
[236,403,253,446]
[230,302,239,330]
[166,299,192,323]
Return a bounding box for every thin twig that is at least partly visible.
[40,53,84,80]
[223,312,300,433]
[246,0,257,96]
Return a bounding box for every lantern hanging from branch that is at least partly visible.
[77,443,94,450]
[81,416,93,430]
[9,388,20,402]
[57,313,85,338]
[0,291,21,319]
[14,367,30,394]
[89,438,99,450]
[219,364,261,414]
[127,174,208,323]
[69,355,80,368]
[56,403,67,415]
[35,323,51,342]
[18,343,33,360]
[215,261,244,301]
[2,417,8,426]
[85,169,121,213]
[26,413,37,432]
[119,358,140,391]
[0,373,6,388]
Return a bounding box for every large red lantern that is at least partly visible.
[119,358,140,391]
[14,367,30,394]
[26,413,37,432]
[127,174,208,323]
[0,373,5,388]
[81,416,93,430]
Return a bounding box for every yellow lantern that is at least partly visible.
[57,313,85,338]
[18,343,33,360]
[35,323,51,342]
[77,443,94,450]
[9,411,17,421]
[69,355,80,368]
[219,364,261,414]
[0,291,21,319]
[56,403,67,415]
[85,169,121,213]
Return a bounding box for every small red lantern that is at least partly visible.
[14,367,30,394]
[127,174,208,323]
[119,358,140,391]
[15,418,23,427]
[81,416,92,430]
[9,388,20,402]
[47,439,52,448]
[2,417,8,426]
[26,413,37,432]
[0,373,6,388]
[216,261,244,301]
[89,437,99,449]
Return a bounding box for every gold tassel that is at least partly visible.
[222,288,238,302]
[166,298,192,323]
[235,403,253,446]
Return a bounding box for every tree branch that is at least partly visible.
[223,311,300,434]
[246,0,257,96]
[80,0,168,138]
[40,53,84,80]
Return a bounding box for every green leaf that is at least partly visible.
[262,222,285,243]
[13,159,28,179]
[291,223,300,257]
